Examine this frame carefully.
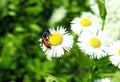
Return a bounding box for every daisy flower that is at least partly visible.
[70,12,101,34]
[109,41,120,68]
[77,30,111,59]
[39,26,73,57]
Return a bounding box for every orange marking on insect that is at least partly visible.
[42,30,51,49]
[42,38,51,48]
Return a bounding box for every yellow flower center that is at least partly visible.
[89,37,101,48]
[80,18,91,27]
[118,48,120,55]
[49,32,63,46]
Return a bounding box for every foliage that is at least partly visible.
[96,0,107,30]
[0,0,119,82]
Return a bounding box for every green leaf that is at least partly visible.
[29,24,42,32]
[14,26,25,32]
[0,0,8,18]
[96,0,107,20]
[96,0,107,30]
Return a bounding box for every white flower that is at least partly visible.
[94,77,111,82]
[70,12,101,34]
[109,41,120,68]
[77,30,111,59]
[39,26,73,57]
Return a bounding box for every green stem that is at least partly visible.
[101,0,106,30]
[101,19,105,30]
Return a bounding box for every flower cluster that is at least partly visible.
[71,12,111,59]
[39,12,120,69]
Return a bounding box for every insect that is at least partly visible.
[42,30,51,49]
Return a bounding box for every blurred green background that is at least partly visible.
[0,0,119,82]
